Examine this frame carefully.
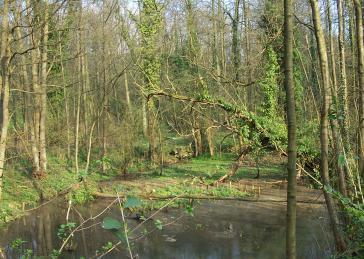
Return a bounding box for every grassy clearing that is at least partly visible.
[99,153,286,204]
[0,152,285,227]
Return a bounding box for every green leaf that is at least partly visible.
[102,217,122,230]
[124,196,142,208]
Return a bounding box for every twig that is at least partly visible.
[130,194,183,234]
[66,199,72,222]
[24,183,81,212]
[97,194,185,258]
[131,214,185,242]
[117,193,133,259]
[58,198,118,254]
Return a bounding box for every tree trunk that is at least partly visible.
[327,0,348,196]
[335,0,349,196]
[353,0,364,180]
[232,0,240,82]
[39,0,49,174]
[59,35,71,159]
[26,0,41,177]
[206,127,215,157]
[147,99,158,164]
[142,98,148,136]
[124,70,132,113]
[75,1,84,175]
[14,3,34,164]
[337,0,350,155]
[0,0,10,200]
[310,0,347,252]
[283,0,297,257]
[29,44,41,175]
[243,0,254,111]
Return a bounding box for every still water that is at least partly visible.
[0,198,332,259]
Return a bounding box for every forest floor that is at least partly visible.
[0,152,322,228]
[96,153,324,206]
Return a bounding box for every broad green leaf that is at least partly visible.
[124,196,142,208]
[102,217,122,230]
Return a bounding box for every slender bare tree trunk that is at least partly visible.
[100,3,108,173]
[337,0,350,154]
[26,0,43,177]
[59,36,71,159]
[347,0,357,121]
[147,99,158,163]
[284,0,297,257]
[243,0,254,111]
[0,0,10,200]
[75,2,83,175]
[124,70,131,113]
[85,121,96,173]
[353,0,364,180]
[310,0,347,252]
[14,3,32,161]
[328,0,348,196]
[75,81,81,175]
[142,98,147,136]
[29,43,41,175]
[232,0,240,82]
[39,0,49,174]
[80,5,89,150]
[206,127,215,157]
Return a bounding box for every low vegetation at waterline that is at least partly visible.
[1,153,276,225]
[1,0,364,258]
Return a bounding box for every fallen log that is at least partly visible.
[214,146,253,185]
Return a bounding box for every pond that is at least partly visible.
[0,197,333,259]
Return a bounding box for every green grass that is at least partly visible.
[153,184,249,198]
[0,151,285,227]
[100,154,286,208]
[140,154,285,182]
[0,157,118,226]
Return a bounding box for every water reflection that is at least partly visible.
[0,199,333,259]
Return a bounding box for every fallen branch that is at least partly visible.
[214,147,253,184]
[278,146,322,186]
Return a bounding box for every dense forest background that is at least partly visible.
[1,0,364,257]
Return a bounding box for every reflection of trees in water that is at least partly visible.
[31,210,53,256]
[1,200,333,258]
